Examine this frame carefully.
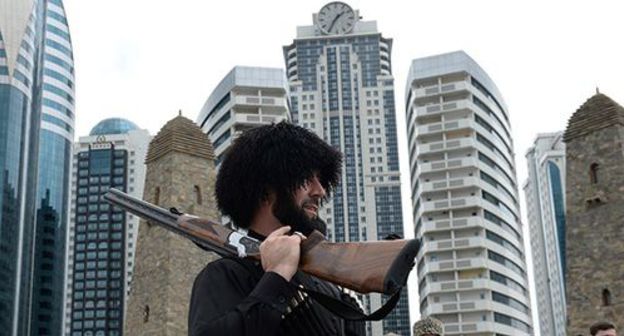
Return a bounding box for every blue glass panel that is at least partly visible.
[42,113,72,132]
[548,161,566,280]
[45,39,72,59]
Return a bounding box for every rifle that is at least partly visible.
[103,188,419,296]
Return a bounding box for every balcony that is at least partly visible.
[421,195,481,213]
[412,80,469,99]
[416,118,472,137]
[418,237,488,262]
[233,95,288,109]
[234,113,287,126]
[419,216,481,235]
[424,298,494,316]
[414,99,469,118]
[419,256,488,276]
[442,321,529,335]
[416,157,479,176]
[420,176,479,193]
[420,278,490,298]
[416,137,475,157]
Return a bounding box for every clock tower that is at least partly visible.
[284,3,410,335]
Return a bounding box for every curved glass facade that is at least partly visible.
[90,118,138,136]
[1,0,74,335]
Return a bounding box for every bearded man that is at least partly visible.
[188,121,365,336]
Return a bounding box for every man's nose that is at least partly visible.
[308,176,326,198]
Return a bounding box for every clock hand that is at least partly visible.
[328,11,344,33]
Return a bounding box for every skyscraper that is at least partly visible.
[283,3,408,335]
[196,66,289,166]
[63,119,150,335]
[1,0,74,334]
[405,51,532,335]
[523,132,566,336]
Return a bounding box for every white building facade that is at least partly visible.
[283,3,409,335]
[196,66,289,166]
[523,132,566,336]
[406,51,532,335]
[64,119,150,335]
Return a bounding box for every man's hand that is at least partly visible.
[259,226,302,281]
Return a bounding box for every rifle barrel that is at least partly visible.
[103,188,234,257]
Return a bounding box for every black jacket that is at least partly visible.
[188,256,366,336]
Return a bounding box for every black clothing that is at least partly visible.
[188,256,366,336]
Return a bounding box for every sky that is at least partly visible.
[63,0,624,333]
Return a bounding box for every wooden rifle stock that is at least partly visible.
[103,188,419,295]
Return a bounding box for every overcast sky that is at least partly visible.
[63,0,624,332]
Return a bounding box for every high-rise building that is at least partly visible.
[523,132,566,336]
[405,51,532,335]
[63,119,150,336]
[196,66,289,166]
[564,92,624,334]
[283,3,408,335]
[1,0,75,334]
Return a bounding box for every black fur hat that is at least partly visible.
[215,121,342,228]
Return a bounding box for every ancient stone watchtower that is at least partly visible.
[563,93,624,334]
[125,114,219,335]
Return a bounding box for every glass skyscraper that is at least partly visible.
[283,3,409,335]
[0,0,74,334]
[405,51,532,335]
[523,132,566,336]
[64,119,150,336]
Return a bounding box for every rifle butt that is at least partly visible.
[299,236,420,294]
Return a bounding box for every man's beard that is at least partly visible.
[272,192,327,236]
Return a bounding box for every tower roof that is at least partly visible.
[145,114,215,164]
[563,93,624,142]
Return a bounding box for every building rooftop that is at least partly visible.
[564,92,624,142]
[90,118,139,136]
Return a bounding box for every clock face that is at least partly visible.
[317,2,356,35]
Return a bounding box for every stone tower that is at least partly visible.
[563,93,624,334]
[124,114,219,335]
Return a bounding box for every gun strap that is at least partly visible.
[299,286,403,321]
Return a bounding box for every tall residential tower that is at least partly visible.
[283,3,408,335]
[405,51,532,335]
[523,132,566,336]
[64,119,150,336]
[1,0,75,334]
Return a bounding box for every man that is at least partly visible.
[590,321,617,336]
[412,316,444,336]
[188,122,365,335]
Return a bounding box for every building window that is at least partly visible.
[194,185,202,205]
[144,305,150,323]
[590,163,599,184]
[154,187,160,205]
[602,288,612,306]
